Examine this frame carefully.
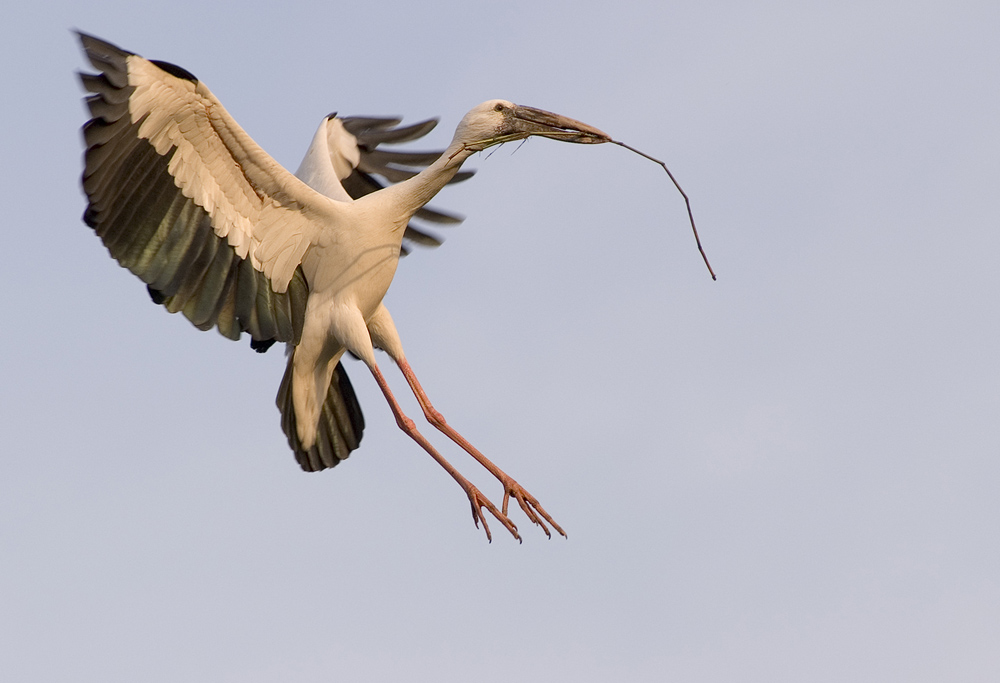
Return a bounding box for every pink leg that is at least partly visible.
[367,362,520,542]
[394,357,566,539]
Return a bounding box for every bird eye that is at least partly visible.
[494,103,505,112]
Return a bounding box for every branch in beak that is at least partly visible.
[511,105,611,144]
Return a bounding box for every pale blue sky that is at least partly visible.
[2,1,999,681]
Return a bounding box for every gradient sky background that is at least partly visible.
[2,1,999,681]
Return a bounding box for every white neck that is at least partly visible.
[377,139,477,225]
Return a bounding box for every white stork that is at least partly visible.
[77,32,611,541]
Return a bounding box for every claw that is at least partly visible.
[513,492,551,538]
[467,484,520,542]
[498,476,566,539]
[470,500,492,542]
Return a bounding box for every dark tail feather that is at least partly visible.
[277,358,365,471]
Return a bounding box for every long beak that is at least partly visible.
[511,105,610,144]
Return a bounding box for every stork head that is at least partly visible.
[453,99,610,153]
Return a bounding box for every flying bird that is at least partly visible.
[77,32,611,541]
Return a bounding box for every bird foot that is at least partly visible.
[500,476,566,539]
[465,483,521,543]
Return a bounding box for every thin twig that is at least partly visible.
[610,140,716,281]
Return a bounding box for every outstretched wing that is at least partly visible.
[78,32,366,469]
[78,31,332,346]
